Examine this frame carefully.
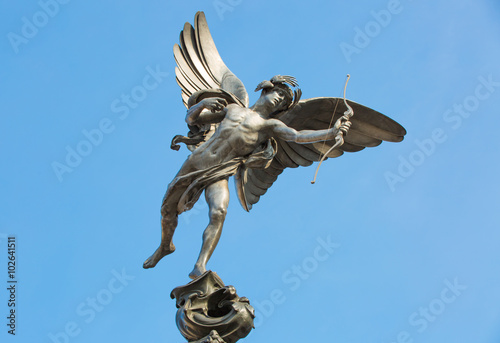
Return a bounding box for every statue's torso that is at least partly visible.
[189,105,269,169]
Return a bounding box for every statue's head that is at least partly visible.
[254,75,301,116]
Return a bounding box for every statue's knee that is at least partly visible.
[161,205,175,219]
[209,207,227,221]
[160,207,168,218]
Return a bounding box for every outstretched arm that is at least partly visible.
[185,98,228,125]
[267,118,351,144]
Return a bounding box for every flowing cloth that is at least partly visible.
[161,139,277,215]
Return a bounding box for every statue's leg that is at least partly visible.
[143,203,178,269]
[143,157,201,269]
[189,178,229,279]
[144,170,195,269]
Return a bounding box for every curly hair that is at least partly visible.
[255,75,302,115]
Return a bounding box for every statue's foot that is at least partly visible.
[143,243,176,269]
[189,264,206,279]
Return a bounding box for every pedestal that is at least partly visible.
[170,271,255,343]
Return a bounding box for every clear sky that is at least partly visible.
[1,0,500,342]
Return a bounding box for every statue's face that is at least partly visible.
[257,88,289,114]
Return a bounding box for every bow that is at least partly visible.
[311,74,354,184]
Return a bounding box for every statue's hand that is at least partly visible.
[340,121,352,135]
[333,116,352,135]
[201,97,228,113]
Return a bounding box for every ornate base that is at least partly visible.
[171,271,255,343]
[190,330,226,343]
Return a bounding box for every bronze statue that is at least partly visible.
[143,12,406,280]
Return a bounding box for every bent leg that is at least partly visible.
[189,178,229,279]
[143,157,201,269]
[143,204,178,269]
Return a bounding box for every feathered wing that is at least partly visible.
[173,11,248,108]
[237,97,407,211]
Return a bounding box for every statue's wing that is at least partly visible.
[174,11,249,108]
[236,97,406,211]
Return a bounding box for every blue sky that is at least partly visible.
[1,0,500,342]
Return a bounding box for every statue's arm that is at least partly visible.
[186,98,228,125]
[267,119,350,144]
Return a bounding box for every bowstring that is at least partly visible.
[317,76,347,158]
[311,74,349,184]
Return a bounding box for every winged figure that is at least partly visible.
[143,12,406,279]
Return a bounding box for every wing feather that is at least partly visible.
[173,12,249,109]
[263,162,285,176]
[349,120,402,143]
[178,33,211,88]
[244,179,268,197]
[181,23,219,89]
[195,12,249,106]
[242,166,284,210]
[274,141,299,168]
[244,191,260,206]
[247,169,274,189]
[174,44,210,99]
[174,43,212,90]
[344,130,382,147]
[311,143,344,158]
[194,13,225,85]
[338,142,365,153]
[252,167,282,183]
[279,141,313,167]
[175,66,202,93]
[287,142,322,162]
[175,74,198,96]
